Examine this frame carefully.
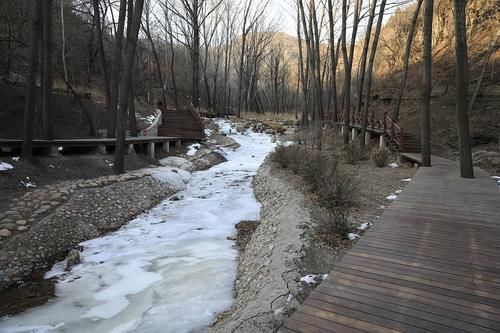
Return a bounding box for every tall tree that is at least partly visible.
[355,0,377,120]
[360,0,386,148]
[342,0,361,144]
[108,0,127,137]
[92,0,111,121]
[42,0,54,139]
[421,0,432,167]
[453,0,473,178]
[115,0,145,174]
[22,0,43,160]
[326,0,339,123]
[392,0,423,122]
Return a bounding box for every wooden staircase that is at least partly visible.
[398,133,421,153]
[158,109,204,140]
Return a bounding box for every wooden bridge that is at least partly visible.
[0,136,190,159]
[281,154,500,332]
[325,113,421,153]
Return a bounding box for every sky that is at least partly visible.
[268,0,297,36]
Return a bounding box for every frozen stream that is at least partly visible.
[0,121,275,333]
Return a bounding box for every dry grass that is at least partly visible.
[236,111,300,123]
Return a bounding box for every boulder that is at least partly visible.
[65,249,81,270]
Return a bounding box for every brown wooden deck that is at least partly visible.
[0,136,181,148]
[281,156,500,333]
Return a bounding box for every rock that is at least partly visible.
[17,226,28,231]
[65,249,81,270]
[159,156,195,172]
[15,220,27,225]
[0,224,18,231]
[191,151,227,171]
[0,229,12,237]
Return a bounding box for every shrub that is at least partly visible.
[372,147,390,167]
[343,142,363,165]
[271,145,359,240]
[271,144,302,173]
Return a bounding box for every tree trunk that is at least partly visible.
[469,31,499,114]
[128,81,137,137]
[392,0,423,122]
[360,0,386,148]
[421,0,433,167]
[237,32,247,117]
[355,0,377,124]
[192,1,200,109]
[22,0,42,160]
[115,0,144,174]
[108,0,127,138]
[92,0,111,120]
[341,0,351,144]
[327,0,338,125]
[453,0,473,178]
[42,0,54,140]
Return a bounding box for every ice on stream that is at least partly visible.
[0,120,276,333]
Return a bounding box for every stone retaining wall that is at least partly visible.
[0,174,176,289]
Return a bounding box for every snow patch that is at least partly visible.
[0,162,14,171]
[348,233,360,241]
[357,223,372,231]
[186,143,201,157]
[300,274,326,285]
[386,194,398,201]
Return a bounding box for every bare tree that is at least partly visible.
[142,0,168,109]
[108,0,127,137]
[115,0,145,174]
[392,0,423,123]
[453,0,473,178]
[326,0,339,123]
[360,0,386,148]
[92,0,111,120]
[236,0,268,117]
[355,0,377,122]
[340,0,362,144]
[22,0,42,160]
[421,0,432,166]
[42,0,55,139]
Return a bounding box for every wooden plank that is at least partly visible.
[309,289,475,333]
[282,154,500,332]
[317,282,500,330]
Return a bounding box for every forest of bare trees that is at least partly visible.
[1,0,496,176]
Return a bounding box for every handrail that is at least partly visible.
[189,106,205,130]
[323,111,405,150]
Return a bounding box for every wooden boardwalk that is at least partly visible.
[281,155,500,333]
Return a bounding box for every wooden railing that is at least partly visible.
[324,111,404,150]
[189,106,205,130]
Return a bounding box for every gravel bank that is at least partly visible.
[210,160,312,333]
[0,174,177,292]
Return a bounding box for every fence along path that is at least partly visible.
[280,154,500,333]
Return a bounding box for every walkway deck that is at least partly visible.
[281,156,500,332]
[0,136,195,158]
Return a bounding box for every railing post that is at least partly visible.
[400,127,404,151]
